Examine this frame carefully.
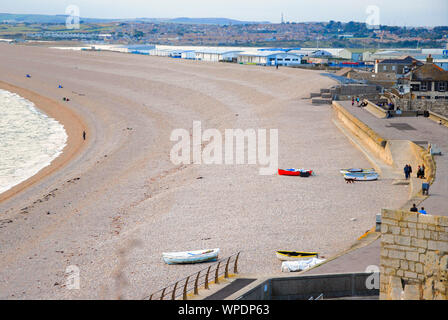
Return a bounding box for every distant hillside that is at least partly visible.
[0,13,269,25]
[0,13,115,24]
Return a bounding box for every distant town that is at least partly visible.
[1,13,448,48]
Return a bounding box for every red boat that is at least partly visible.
[278,168,313,177]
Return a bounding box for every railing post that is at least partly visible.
[194,271,201,295]
[205,266,211,289]
[160,288,166,300]
[215,261,221,284]
[234,252,240,274]
[172,282,178,300]
[183,276,190,300]
[225,256,231,278]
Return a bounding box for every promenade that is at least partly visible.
[306,100,448,275]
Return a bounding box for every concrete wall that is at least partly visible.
[237,273,379,300]
[380,209,448,300]
[332,101,393,166]
[393,98,448,118]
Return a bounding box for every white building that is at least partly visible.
[181,50,196,59]
[237,51,301,66]
[195,49,243,62]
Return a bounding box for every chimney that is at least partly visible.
[426,54,433,64]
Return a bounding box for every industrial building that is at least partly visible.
[194,49,243,62]
[237,51,301,66]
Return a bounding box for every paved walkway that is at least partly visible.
[339,100,448,217]
[305,100,448,275]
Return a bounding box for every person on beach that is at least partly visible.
[410,203,418,212]
[83,131,86,141]
[419,207,427,215]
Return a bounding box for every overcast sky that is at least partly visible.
[1,0,447,27]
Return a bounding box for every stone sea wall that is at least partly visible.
[380,209,448,300]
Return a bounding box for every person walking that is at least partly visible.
[417,165,422,178]
[404,164,410,179]
[408,164,413,178]
[83,130,86,141]
[352,97,355,106]
[421,164,425,179]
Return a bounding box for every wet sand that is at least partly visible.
[0,44,409,299]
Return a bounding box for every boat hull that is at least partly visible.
[276,250,319,261]
[163,248,220,265]
[340,168,375,175]
[278,169,313,177]
[344,172,379,181]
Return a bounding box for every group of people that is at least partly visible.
[410,204,427,215]
[404,164,425,180]
[351,97,367,107]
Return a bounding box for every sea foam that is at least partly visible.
[0,89,67,195]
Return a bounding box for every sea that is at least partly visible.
[0,89,67,195]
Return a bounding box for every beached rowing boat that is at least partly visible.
[278,168,313,177]
[339,168,375,175]
[162,248,220,264]
[344,172,379,181]
[276,250,319,261]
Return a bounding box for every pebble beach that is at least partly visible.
[0,43,409,299]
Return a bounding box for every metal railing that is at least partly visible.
[145,251,241,300]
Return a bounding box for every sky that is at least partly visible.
[1,0,447,27]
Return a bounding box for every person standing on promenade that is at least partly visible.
[410,204,418,212]
[408,164,413,178]
[404,164,410,179]
[417,165,422,178]
[352,97,355,106]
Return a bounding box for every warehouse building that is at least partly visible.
[195,49,243,62]
[237,51,301,66]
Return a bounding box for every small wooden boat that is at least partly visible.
[344,172,379,181]
[162,248,219,265]
[340,168,375,175]
[278,168,313,177]
[276,250,319,261]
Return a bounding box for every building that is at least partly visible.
[195,49,243,62]
[406,56,448,101]
[181,50,196,60]
[392,55,448,116]
[375,56,423,75]
[237,51,301,66]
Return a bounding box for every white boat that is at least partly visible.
[339,168,375,174]
[162,248,220,265]
[344,172,379,181]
